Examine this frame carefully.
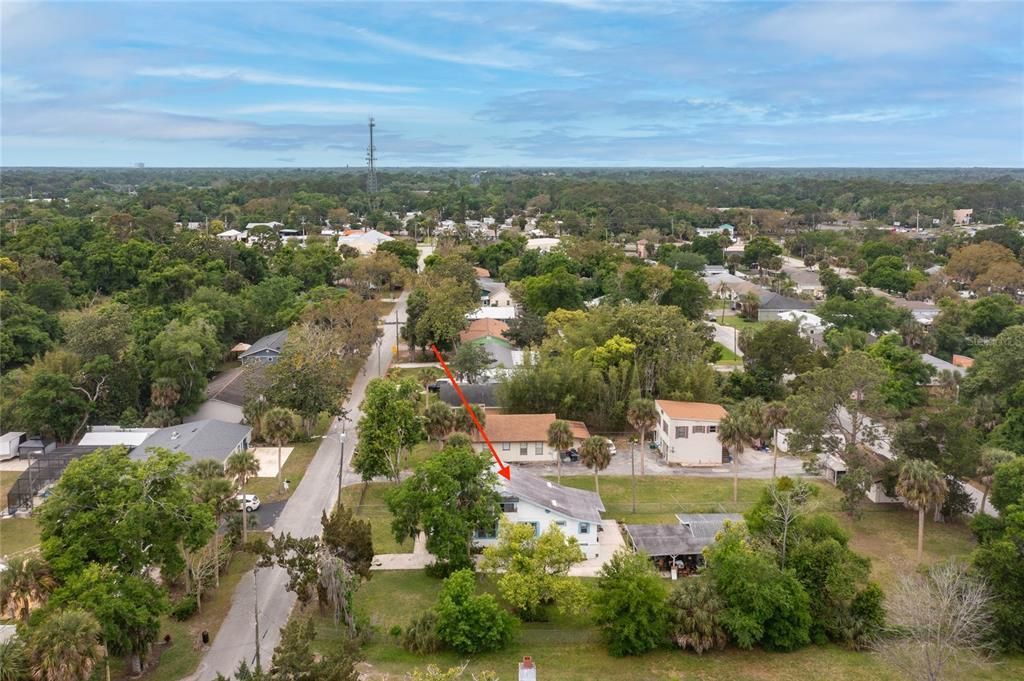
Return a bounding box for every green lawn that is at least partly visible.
[714,343,742,365]
[716,314,765,333]
[128,551,258,681]
[313,571,1024,681]
[0,470,22,502]
[0,518,40,558]
[340,482,412,554]
[244,439,320,502]
[406,441,442,470]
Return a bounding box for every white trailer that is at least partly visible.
[0,432,26,461]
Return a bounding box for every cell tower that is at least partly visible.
[366,117,378,195]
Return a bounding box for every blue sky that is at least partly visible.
[2,1,1022,167]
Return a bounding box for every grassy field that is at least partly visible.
[127,551,258,681]
[341,482,412,554]
[0,517,40,557]
[313,571,1024,681]
[0,469,22,502]
[406,441,442,470]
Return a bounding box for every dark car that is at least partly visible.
[562,448,579,463]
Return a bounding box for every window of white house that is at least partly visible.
[535,443,544,455]
[692,425,706,434]
[555,520,567,527]
[579,522,590,534]
[675,425,689,438]
[500,501,518,513]
[502,442,511,451]
[709,425,718,433]
[520,443,528,457]
[473,523,498,539]
[528,521,540,536]
[662,419,669,434]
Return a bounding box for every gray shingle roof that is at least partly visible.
[131,419,252,464]
[435,381,499,407]
[626,513,744,556]
[240,329,288,359]
[500,468,605,523]
[757,292,816,310]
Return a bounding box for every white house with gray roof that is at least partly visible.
[473,467,606,559]
[130,419,252,466]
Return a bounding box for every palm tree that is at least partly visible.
[896,459,949,563]
[739,291,760,321]
[190,458,225,480]
[417,368,439,404]
[763,402,789,480]
[0,556,57,624]
[452,404,485,435]
[195,475,234,588]
[626,398,658,476]
[717,409,752,504]
[547,419,574,483]
[27,609,104,681]
[0,638,27,681]
[225,449,261,544]
[976,447,1015,515]
[262,406,297,493]
[579,436,612,495]
[149,376,180,410]
[243,395,269,442]
[423,400,454,442]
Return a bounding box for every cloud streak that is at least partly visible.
[135,66,420,93]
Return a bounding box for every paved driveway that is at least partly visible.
[711,322,743,357]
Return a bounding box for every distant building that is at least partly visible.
[471,413,589,464]
[217,228,248,242]
[524,237,560,253]
[337,228,394,255]
[625,513,744,573]
[460,318,510,344]
[468,306,518,321]
[244,221,284,231]
[240,329,288,365]
[952,209,973,226]
[479,278,514,307]
[653,400,728,466]
[756,292,816,322]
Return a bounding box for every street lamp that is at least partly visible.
[629,437,639,514]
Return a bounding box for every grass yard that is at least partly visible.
[243,414,332,503]
[128,551,258,681]
[716,314,765,333]
[714,343,742,365]
[0,517,41,557]
[0,469,22,502]
[312,571,1024,681]
[406,441,442,470]
[341,482,412,554]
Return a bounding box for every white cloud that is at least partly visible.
[135,66,419,93]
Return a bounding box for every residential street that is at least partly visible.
[711,322,743,357]
[190,289,409,681]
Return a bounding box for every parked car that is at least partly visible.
[562,448,579,463]
[604,438,617,456]
[235,494,261,512]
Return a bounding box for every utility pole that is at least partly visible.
[253,569,262,671]
[337,429,346,506]
[630,438,637,514]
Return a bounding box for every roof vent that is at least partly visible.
[170,431,180,440]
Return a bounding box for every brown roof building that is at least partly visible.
[471,413,590,463]
[460,318,510,343]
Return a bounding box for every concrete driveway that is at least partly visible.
[711,322,743,357]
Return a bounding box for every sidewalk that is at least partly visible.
[370,532,433,570]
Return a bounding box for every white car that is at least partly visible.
[605,438,617,456]
[235,494,261,512]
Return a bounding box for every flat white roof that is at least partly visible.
[79,429,157,447]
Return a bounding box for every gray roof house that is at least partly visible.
[757,292,816,322]
[131,419,252,465]
[239,330,288,364]
[625,513,744,567]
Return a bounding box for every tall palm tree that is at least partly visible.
[262,406,297,492]
[242,395,269,442]
[896,459,949,563]
[225,449,261,544]
[190,458,225,480]
[423,400,454,442]
[579,436,612,495]
[547,419,574,483]
[718,409,752,504]
[452,403,485,435]
[976,447,1015,515]
[763,402,789,480]
[626,398,658,476]
[195,475,234,588]
[27,609,104,681]
[149,376,180,410]
[0,556,57,624]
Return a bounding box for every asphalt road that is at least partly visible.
[711,322,743,357]
[190,288,409,681]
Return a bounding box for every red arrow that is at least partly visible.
[431,344,511,480]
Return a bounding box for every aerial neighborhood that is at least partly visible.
[1,3,1023,681]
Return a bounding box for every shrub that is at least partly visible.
[667,577,727,654]
[401,611,442,655]
[593,550,668,657]
[435,570,516,654]
[170,597,198,621]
